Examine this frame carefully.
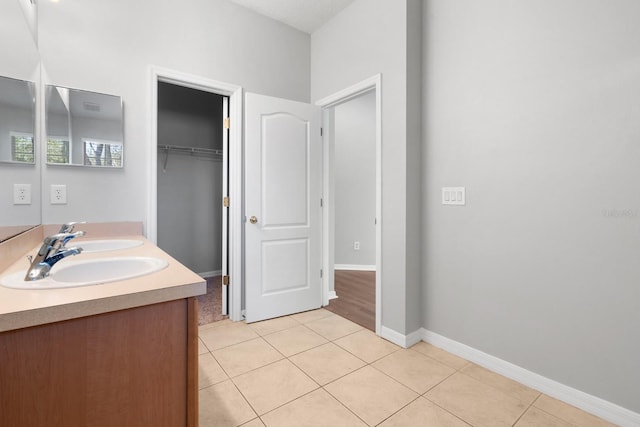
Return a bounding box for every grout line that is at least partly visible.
[422,395,475,427]
[321,383,371,426]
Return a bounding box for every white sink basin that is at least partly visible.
[0,257,168,290]
[75,239,143,253]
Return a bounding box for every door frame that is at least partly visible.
[316,74,382,335]
[148,66,244,321]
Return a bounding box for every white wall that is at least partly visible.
[422,0,640,414]
[312,0,423,335]
[334,91,376,267]
[38,0,310,227]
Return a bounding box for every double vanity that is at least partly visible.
[0,223,206,426]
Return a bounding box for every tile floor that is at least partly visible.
[198,309,616,427]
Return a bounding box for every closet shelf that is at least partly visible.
[159,144,222,157]
[159,144,222,171]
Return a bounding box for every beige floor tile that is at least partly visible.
[290,308,334,324]
[334,329,400,363]
[199,352,229,389]
[460,363,540,405]
[378,397,470,427]
[261,388,367,427]
[289,342,366,385]
[515,406,573,427]
[199,380,256,427]
[233,359,318,415]
[373,349,455,394]
[199,319,234,332]
[425,372,528,426]
[198,337,209,355]
[305,314,362,341]
[200,322,259,351]
[240,418,265,427]
[324,366,418,426]
[410,341,469,370]
[248,316,300,336]
[534,395,616,427]
[213,338,283,377]
[263,324,328,357]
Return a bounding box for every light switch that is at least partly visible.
[442,187,465,205]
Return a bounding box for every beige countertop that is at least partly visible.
[0,235,206,333]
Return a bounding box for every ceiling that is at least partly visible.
[229,0,355,34]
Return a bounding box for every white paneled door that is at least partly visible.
[244,93,322,323]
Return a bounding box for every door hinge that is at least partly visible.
[320,198,323,207]
[222,275,230,286]
[320,127,323,137]
[320,269,323,278]
[223,196,230,208]
[224,117,230,129]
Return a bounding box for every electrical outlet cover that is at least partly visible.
[13,184,31,205]
[51,184,67,205]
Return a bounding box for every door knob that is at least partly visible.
[249,216,258,224]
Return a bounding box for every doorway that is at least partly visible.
[317,74,382,335]
[324,91,376,331]
[148,66,243,322]
[156,82,228,324]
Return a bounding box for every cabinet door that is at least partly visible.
[0,299,196,427]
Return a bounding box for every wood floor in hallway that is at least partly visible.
[325,270,375,332]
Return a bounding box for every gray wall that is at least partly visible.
[38,0,310,226]
[157,83,223,275]
[334,91,376,267]
[422,0,640,413]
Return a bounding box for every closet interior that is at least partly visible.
[156,81,227,324]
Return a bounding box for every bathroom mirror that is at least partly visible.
[45,85,124,168]
[0,0,41,240]
[0,76,36,164]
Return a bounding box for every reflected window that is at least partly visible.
[83,139,123,167]
[47,137,70,164]
[10,132,34,163]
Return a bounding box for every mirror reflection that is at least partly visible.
[45,85,124,167]
[0,0,40,239]
[0,76,36,164]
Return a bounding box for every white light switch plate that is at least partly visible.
[442,187,465,205]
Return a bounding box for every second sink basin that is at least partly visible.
[0,257,168,290]
[75,239,143,253]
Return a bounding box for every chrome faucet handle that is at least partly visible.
[59,221,87,233]
[50,231,86,251]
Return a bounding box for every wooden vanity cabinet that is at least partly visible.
[0,298,198,427]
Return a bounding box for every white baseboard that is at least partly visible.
[420,328,640,427]
[379,326,423,348]
[198,270,222,279]
[327,291,338,300]
[334,264,376,271]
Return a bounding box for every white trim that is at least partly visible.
[379,326,423,348]
[148,65,244,322]
[334,264,376,271]
[317,74,382,336]
[420,329,640,427]
[198,270,222,279]
[327,291,338,300]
